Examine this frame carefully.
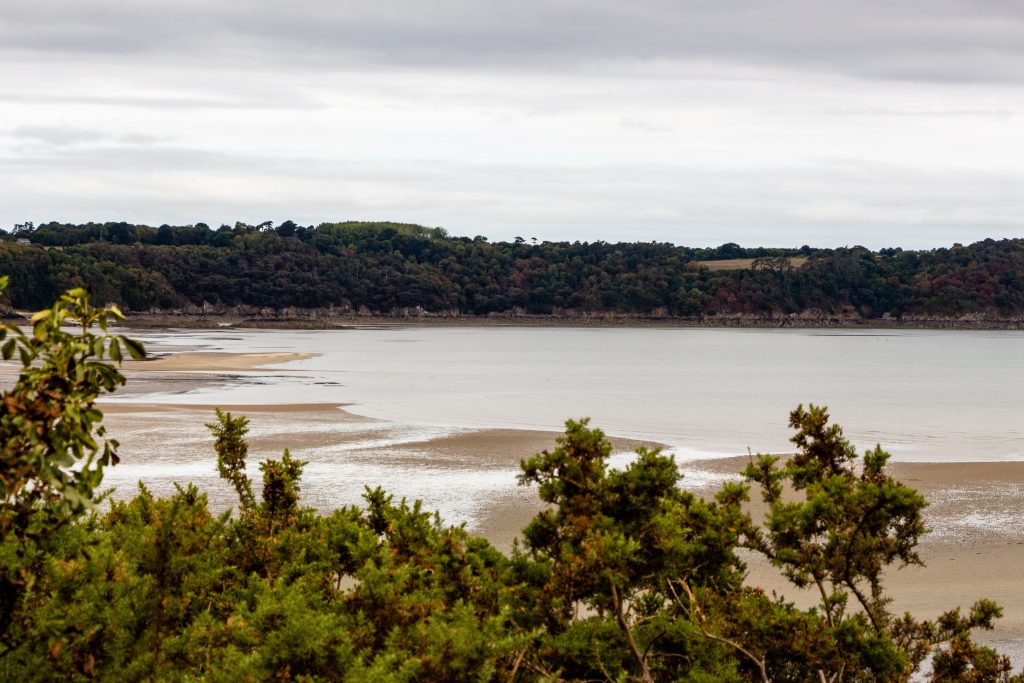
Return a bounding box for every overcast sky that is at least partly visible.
[2,0,1023,247]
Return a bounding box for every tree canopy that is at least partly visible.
[4,221,1024,320]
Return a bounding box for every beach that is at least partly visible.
[688,456,1024,657]
[6,342,1022,659]
[99,397,1024,657]
[101,347,1024,658]
[134,351,318,372]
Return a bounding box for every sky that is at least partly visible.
[2,0,1023,248]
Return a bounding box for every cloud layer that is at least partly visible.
[2,1,1023,247]
[5,1,1024,81]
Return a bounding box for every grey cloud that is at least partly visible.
[10,125,167,148]
[0,91,319,111]
[823,107,1018,118]
[3,0,1024,82]
[12,125,106,147]
[2,145,230,171]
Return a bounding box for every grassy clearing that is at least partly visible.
[693,256,808,271]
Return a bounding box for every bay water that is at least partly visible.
[117,326,1024,462]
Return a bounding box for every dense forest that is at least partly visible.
[1,286,1022,681]
[3,220,1024,321]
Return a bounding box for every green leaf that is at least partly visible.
[2,338,15,361]
[109,340,122,363]
[122,337,146,360]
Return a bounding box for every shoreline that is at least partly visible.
[100,401,1024,542]
[97,400,1024,660]
[115,311,1024,331]
[111,349,1024,465]
[92,345,1024,659]
[11,331,1012,663]
[129,351,317,372]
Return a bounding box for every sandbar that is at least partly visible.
[53,355,1024,666]
[100,402,1024,655]
[129,351,316,372]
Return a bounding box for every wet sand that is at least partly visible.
[99,401,648,538]
[128,351,317,372]
[98,400,1024,654]
[12,348,1021,661]
[678,456,1024,658]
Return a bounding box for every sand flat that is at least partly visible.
[45,398,1017,663]
[670,455,1024,657]
[100,402,1024,642]
[129,351,317,372]
[72,347,1024,662]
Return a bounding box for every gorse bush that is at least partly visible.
[0,287,1020,682]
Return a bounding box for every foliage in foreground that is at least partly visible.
[0,287,1021,681]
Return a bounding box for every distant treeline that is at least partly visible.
[2,220,1023,318]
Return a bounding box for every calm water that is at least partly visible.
[100,326,1024,664]
[116,326,1024,462]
